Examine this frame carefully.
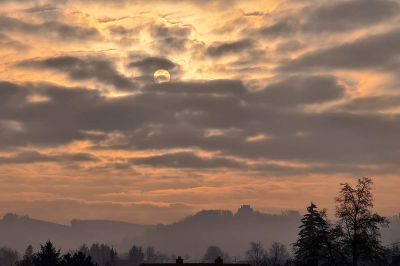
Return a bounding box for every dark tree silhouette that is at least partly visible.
[0,246,19,266]
[144,246,168,263]
[335,177,389,266]
[128,245,144,266]
[202,246,229,263]
[33,241,61,266]
[18,245,34,266]
[78,245,89,256]
[88,244,117,266]
[392,243,400,255]
[245,242,267,266]
[61,251,97,266]
[145,247,157,263]
[267,242,290,266]
[104,248,117,266]
[294,202,337,265]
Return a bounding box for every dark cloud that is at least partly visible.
[143,79,247,95]
[131,150,388,175]
[251,161,399,176]
[128,56,178,73]
[18,56,136,91]
[0,151,54,164]
[1,77,400,172]
[244,11,265,17]
[207,39,255,57]
[149,23,192,52]
[337,95,400,112]
[150,23,191,39]
[23,4,58,13]
[304,0,400,32]
[127,56,181,83]
[257,19,299,38]
[104,110,400,166]
[255,0,400,40]
[0,151,98,165]
[108,25,138,36]
[276,40,303,53]
[0,81,26,105]
[281,28,400,71]
[132,152,245,169]
[0,16,100,41]
[0,81,101,148]
[250,75,345,107]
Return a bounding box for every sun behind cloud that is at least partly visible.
[154,69,171,84]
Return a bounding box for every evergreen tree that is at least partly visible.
[33,241,61,266]
[128,245,144,266]
[78,245,89,256]
[294,203,336,266]
[61,251,97,266]
[18,245,34,266]
[104,248,117,266]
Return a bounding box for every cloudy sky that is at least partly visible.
[0,0,399,224]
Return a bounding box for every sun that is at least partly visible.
[154,69,171,84]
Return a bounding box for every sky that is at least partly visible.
[0,0,400,225]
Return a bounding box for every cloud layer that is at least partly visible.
[0,0,399,224]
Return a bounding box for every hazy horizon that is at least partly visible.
[1,201,400,226]
[1,204,398,258]
[1,205,305,225]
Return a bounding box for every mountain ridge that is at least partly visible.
[1,206,399,259]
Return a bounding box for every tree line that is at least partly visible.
[0,241,293,266]
[0,242,173,266]
[1,178,399,266]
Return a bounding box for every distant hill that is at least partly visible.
[0,213,75,252]
[0,213,152,253]
[137,205,301,258]
[70,219,154,250]
[1,207,399,259]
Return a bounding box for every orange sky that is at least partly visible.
[0,0,399,224]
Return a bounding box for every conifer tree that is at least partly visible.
[128,245,144,266]
[61,251,97,266]
[33,241,61,266]
[19,245,34,266]
[294,203,335,265]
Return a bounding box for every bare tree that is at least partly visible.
[267,242,290,266]
[245,242,267,266]
[335,177,389,266]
